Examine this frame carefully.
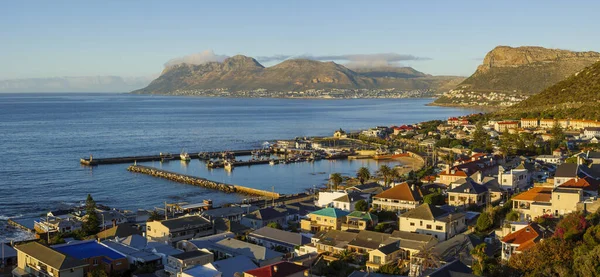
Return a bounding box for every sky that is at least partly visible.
[1,0,599,80]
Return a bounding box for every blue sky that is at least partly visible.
[1,0,599,79]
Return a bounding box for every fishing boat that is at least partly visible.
[160,152,174,162]
[180,150,191,162]
[269,160,277,166]
[224,160,234,171]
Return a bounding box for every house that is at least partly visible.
[247,227,311,253]
[331,191,370,211]
[539,119,556,129]
[241,207,286,229]
[300,207,349,233]
[47,209,74,220]
[243,261,308,277]
[501,223,552,261]
[511,187,553,221]
[165,250,214,276]
[497,165,530,191]
[436,167,468,185]
[34,217,83,234]
[96,209,129,229]
[346,182,385,196]
[311,230,358,254]
[398,204,466,241]
[342,211,378,231]
[553,163,597,187]
[583,127,600,139]
[520,118,539,129]
[347,230,391,253]
[52,240,129,275]
[480,176,504,203]
[333,129,347,138]
[146,215,214,244]
[183,255,258,277]
[420,260,475,277]
[100,235,163,267]
[447,178,488,207]
[316,191,348,207]
[366,231,437,271]
[96,224,142,241]
[372,182,423,212]
[559,176,600,197]
[494,121,519,133]
[212,238,284,266]
[12,242,88,277]
[535,155,564,165]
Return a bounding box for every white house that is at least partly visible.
[316,191,347,207]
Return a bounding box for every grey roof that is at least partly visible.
[215,238,284,261]
[249,227,311,246]
[147,242,184,256]
[426,260,475,277]
[400,204,449,221]
[201,206,246,219]
[348,230,391,250]
[332,191,368,203]
[97,224,142,240]
[448,178,488,195]
[245,207,285,221]
[282,202,318,217]
[170,250,211,260]
[587,151,600,159]
[481,177,502,192]
[160,215,211,230]
[120,234,147,249]
[433,234,475,263]
[206,255,258,277]
[391,231,436,243]
[314,230,358,248]
[555,163,579,178]
[349,271,407,277]
[377,243,401,255]
[14,242,88,270]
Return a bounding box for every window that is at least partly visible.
[373,256,381,264]
[557,195,560,200]
[147,226,151,231]
[426,224,432,229]
[436,226,443,230]
[420,221,423,226]
[449,196,455,201]
[410,222,415,226]
[330,220,334,223]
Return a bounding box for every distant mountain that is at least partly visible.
[495,60,600,120]
[432,46,600,107]
[132,55,464,97]
[0,76,153,93]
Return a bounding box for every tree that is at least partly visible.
[476,212,493,232]
[508,238,574,276]
[505,210,520,222]
[550,120,565,149]
[423,191,445,205]
[329,173,343,191]
[357,167,371,185]
[87,269,107,277]
[377,165,395,187]
[413,245,441,273]
[147,210,162,222]
[83,194,99,235]
[355,200,368,212]
[267,222,282,230]
[334,249,353,262]
[554,212,588,241]
[470,243,488,276]
[573,245,600,277]
[472,121,492,152]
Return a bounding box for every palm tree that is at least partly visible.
[413,245,442,274]
[356,167,371,185]
[335,249,353,262]
[329,173,343,191]
[377,165,394,187]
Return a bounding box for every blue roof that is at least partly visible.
[54,240,125,260]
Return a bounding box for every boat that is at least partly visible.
[224,160,234,171]
[160,152,174,162]
[269,160,277,166]
[180,150,191,162]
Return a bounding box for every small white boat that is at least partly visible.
[269,160,276,166]
[224,160,234,171]
[180,150,191,162]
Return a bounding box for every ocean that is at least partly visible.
[0,93,479,242]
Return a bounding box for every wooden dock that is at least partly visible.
[80,149,255,166]
[127,165,280,198]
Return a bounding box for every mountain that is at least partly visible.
[432,46,600,107]
[0,76,153,93]
[132,55,464,97]
[495,60,600,120]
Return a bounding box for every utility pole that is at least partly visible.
[272,186,275,207]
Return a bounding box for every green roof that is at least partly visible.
[347,211,378,221]
[310,207,349,218]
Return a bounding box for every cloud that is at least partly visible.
[164,50,229,67]
[255,53,430,68]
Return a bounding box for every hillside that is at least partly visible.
[132,55,464,97]
[495,60,600,120]
[432,46,600,107]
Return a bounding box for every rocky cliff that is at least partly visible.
[432,46,600,107]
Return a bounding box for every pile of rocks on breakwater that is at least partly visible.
[127,165,280,198]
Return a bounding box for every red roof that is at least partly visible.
[439,168,468,177]
[501,223,546,251]
[374,182,423,202]
[559,177,600,192]
[245,262,307,277]
[512,187,552,202]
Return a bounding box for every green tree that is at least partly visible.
[505,210,520,222]
[355,200,368,211]
[356,167,371,185]
[377,165,395,187]
[573,245,600,277]
[147,210,162,222]
[555,212,588,241]
[476,212,493,232]
[87,269,107,277]
[423,191,445,205]
[83,194,99,235]
[267,222,282,230]
[329,173,343,191]
[470,243,488,276]
[472,121,492,152]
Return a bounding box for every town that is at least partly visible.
[163,88,438,99]
[3,113,600,277]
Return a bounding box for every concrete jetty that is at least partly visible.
[81,149,255,166]
[127,165,280,198]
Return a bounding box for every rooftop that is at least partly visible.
[559,177,600,192]
[512,187,553,202]
[309,207,349,218]
[244,261,307,277]
[374,182,423,202]
[400,203,449,221]
[249,227,310,246]
[53,240,125,260]
[501,223,551,251]
[15,242,88,270]
[448,178,488,195]
[159,215,211,230]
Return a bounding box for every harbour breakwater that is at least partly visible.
[127,165,280,198]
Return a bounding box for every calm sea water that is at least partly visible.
[0,93,479,241]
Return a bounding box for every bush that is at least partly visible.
[423,191,445,205]
[476,212,493,232]
[355,200,369,212]
[505,210,520,222]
